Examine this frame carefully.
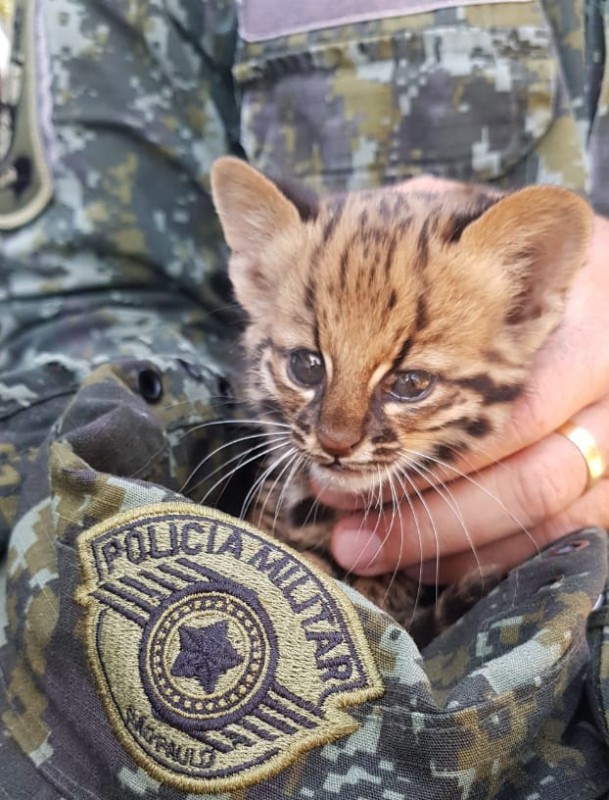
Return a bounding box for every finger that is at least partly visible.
[407,476,609,584]
[330,399,609,575]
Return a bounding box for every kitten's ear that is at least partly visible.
[460,186,592,344]
[210,157,304,310]
[210,157,301,253]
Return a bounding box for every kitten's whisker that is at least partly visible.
[184,418,292,436]
[376,464,399,570]
[132,416,293,481]
[379,466,403,605]
[256,451,303,531]
[126,415,247,480]
[405,448,537,555]
[199,440,292,507]
[382,430,519,492]
[270,454,309,534]
[181,430,289,494]
[303,492,323,529]
[153,396,248,413]
[359,473,382,532]
[393,466,439,617]
[307,466,339,532]
[343,468,394,584]
[186,434,291,498]
[239,447,299,521]
[290,463,330,531]
[457,438,530,488]
[411,458,485,583]
[251,450,302,526]
[373,467,385,513]
[241,455,290,522]
[386,466,432,636]
[238,463,278,523]
[398,453,484,589]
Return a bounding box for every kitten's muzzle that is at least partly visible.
[317,426,363,459]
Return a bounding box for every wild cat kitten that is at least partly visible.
[210,157,592,647]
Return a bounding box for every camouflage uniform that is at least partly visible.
[1,0,609,797]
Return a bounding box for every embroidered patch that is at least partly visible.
[76,503,383,793]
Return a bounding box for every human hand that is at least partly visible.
[316,181,609,585]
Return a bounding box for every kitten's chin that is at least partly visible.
[309,463,378,494]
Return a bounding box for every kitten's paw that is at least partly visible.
[350,573,418,621]
[300,550,337,576]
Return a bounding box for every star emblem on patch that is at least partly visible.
[172,620,244,693]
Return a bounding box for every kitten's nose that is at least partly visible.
[317,426,362,459]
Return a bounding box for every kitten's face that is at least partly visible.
[211,159,592,493]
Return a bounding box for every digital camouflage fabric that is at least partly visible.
[1,0,609,798]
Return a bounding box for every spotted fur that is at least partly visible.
[211,157,592,646]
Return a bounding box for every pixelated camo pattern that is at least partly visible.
[1,0,609,797]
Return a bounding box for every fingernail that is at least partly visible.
[332,526,387,574]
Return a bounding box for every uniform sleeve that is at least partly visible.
[0,0,240,552]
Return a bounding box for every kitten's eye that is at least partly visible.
[287,349,325,387]
[384,370,436,401]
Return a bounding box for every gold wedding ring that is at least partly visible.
[556,420,606,492]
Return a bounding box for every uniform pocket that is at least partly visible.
[235,1,559,191]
